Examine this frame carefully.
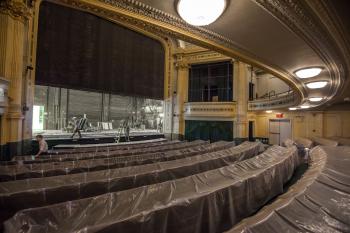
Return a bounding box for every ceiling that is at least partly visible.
[137,0,350,109]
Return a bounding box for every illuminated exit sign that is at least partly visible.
[276,113,284,118]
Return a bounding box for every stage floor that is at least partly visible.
[33,129,163,139]
[30,130,165,154]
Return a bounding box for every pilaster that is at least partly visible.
[233,61,248,139]
[174,61,189,137]
[0,0,32,159]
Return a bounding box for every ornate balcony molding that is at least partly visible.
[248,91,298,111]
[253,0,348,104]
[175,50,231,67]
[184,102,236,120]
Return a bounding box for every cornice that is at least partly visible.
[0,0,32,20]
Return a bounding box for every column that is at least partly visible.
[233,61,248,139]
[0,0,31,159]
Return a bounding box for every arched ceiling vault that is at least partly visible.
[48,0,350,108]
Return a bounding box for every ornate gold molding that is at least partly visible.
[0,0,32,20]
[253,0,347,105]
[184,102,237,119]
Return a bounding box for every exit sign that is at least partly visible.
[276,113,284,118]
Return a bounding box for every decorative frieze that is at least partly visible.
[184,102,236,119]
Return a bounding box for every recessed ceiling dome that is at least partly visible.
[177,0,226,26]
[309,97,323,102]
[306,81,328,89]
[295,67,323,79]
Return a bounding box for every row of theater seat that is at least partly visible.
[1,141,300,233]
[1,138,172,165]
[228,143,350,233]
[0,141,259,223]
[0,141,232,181]
[2,136,348,233]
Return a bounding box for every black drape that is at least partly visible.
[36,2,165,99]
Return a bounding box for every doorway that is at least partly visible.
[248,121,254,141]
[249,82,255,101]
[269,119,292,145]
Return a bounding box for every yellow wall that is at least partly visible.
[250,110,350,139]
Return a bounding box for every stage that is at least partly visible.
[31,130,165,154]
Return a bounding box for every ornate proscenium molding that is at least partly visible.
[47,0,304,106]
[0,0,32,20]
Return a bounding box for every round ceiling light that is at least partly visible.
[306,81,328,89]
[177,0,226,26]
[300,105,310,109]
[289,107,297,110]
[295,67,323,79]
[309,97,323,102]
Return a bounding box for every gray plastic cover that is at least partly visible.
[0,141,260,222]
[0,141,228,182]
[10,140,196,164]
[311,136,339,146]
[5,139,173,165]
[227,146,350,233]
[4,145,299,233]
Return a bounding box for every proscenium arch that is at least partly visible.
[30,0,303,104]
[30,0,174,101]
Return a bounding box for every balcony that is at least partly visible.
[248,90,297,111]
[184,101,236,119]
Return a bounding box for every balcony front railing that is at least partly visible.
[248,90,297,110]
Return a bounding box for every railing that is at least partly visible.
[248,90,297,111]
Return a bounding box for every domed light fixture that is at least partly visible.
[289,107,297,110]
[309,97,323,102]
[295,67,323,79]
[177,0,226,26]
[300,105,310,109]
[306,81,328,89]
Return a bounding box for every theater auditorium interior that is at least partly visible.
[0,0,350,232]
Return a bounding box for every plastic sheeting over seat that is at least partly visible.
[0,141,260,223]
[0,141,222,181]
[8,140,192,165]
[311,136,339,146]
[227,146,350,233]
[4,145,299,233]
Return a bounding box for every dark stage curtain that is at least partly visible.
[36,2,165,99]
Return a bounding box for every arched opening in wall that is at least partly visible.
[33,1,166,140]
